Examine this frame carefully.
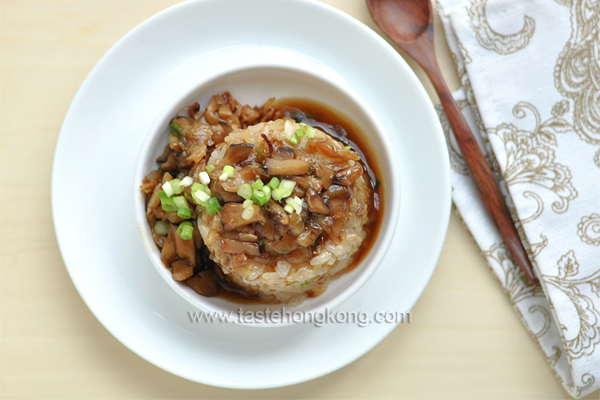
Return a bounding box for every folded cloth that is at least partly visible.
[435,0,600,397]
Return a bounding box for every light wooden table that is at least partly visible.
[1,1,597,399]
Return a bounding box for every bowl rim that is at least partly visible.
[133,60,401,327]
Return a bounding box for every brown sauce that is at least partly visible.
[217,98,385,304]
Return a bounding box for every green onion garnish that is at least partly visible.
[223,165,235,176]
[258,238,265,246]
[344,145,352,150]
[173,196,192,219]
[271,188,283,201]
[204,197,222,215]
[237,183,253,200]
[278,179,296,198]
[267,177,280,189]
[261,186,272,202]
[301,281,310,287]
[243,199,253,208]
[241,206,255,220]
[284,204,294,214]
[306,127,316,138]
[162,181,174,197]
[251,190,268,206]
[154,221,169,235]
[176,221,193,240]
[251,179,264,190]
[170,122,182,139]
[191,183,211,196]
[199,171,211,184]
[157,191,177,212]
[288,135,298,145]
[180,176,194,187]
[281,249,290,254]
[205,164,216,174]
[169,179,183,194]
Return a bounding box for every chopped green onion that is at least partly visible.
[306,127,316,138]
[169,179,183,194]
[154,221,169,235]
[205,164,216,174]
[280,249,290,254]
[251,190,268,206]
[344,145,352,150]
[288,281,296,285]
[258,238,265,246]
[180,176,194,187]
[267,177,280,189]
[223,165,235,176]
[177,207,192,219]
[292,196,303,214]
[157,191,177,212]
[162,181,175,197]
[272,188,283,201]
[173,196,192,219]
[191,183,211,196]
[278,179,296,198]
[301,281,310,287]
[219,172,229,181]
[173,196,188,209]
[194,189,211,204]
[199,171,211,184]
[176,221,193,240]
[251,179,264,190]
[288,135,298,145]
[284,204,294,214]
[261,186,272,201]
[241,206,255,220]
[170,122,182,139]
[204,197,222,215]
[243,199,253,208]
[237,183,253,200]
[157,166,164,173]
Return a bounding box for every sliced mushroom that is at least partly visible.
[171,259,194,281]
[186,270,220,297]
[217,143,254,167]
[265,158,310,176]
[263,200,289,225]
[273,146,295,160]
[218,237,261,255]
[306,188,330,215]
[161,224,178,268]
[221,203,265,231]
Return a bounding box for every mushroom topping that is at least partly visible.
[218,237,261,255]
[218,143,254,167]
[171,260,194,281]
[265,158,310,176]
[306,188,330,215]
[221,203,265,231]
[263,200,289,225]
[186,270,220,297]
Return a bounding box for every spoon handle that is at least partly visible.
[426,65,539,285]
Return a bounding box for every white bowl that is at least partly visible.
[133,61,400,326]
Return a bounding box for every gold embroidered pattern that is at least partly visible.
[467,0,536,54]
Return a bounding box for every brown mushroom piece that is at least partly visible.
[265,158,310,175]
[217,143,254,167]
[306,188,330,215]
[221,203,265,231]
[186,270,220,297]
[171,259,194,281]
[263,200,289,226]
[218,237,261,256]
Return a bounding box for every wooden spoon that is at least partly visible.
[367,0,538,284]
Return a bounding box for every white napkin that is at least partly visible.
[435,0,600,397]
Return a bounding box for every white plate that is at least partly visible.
[52,0,451,389]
